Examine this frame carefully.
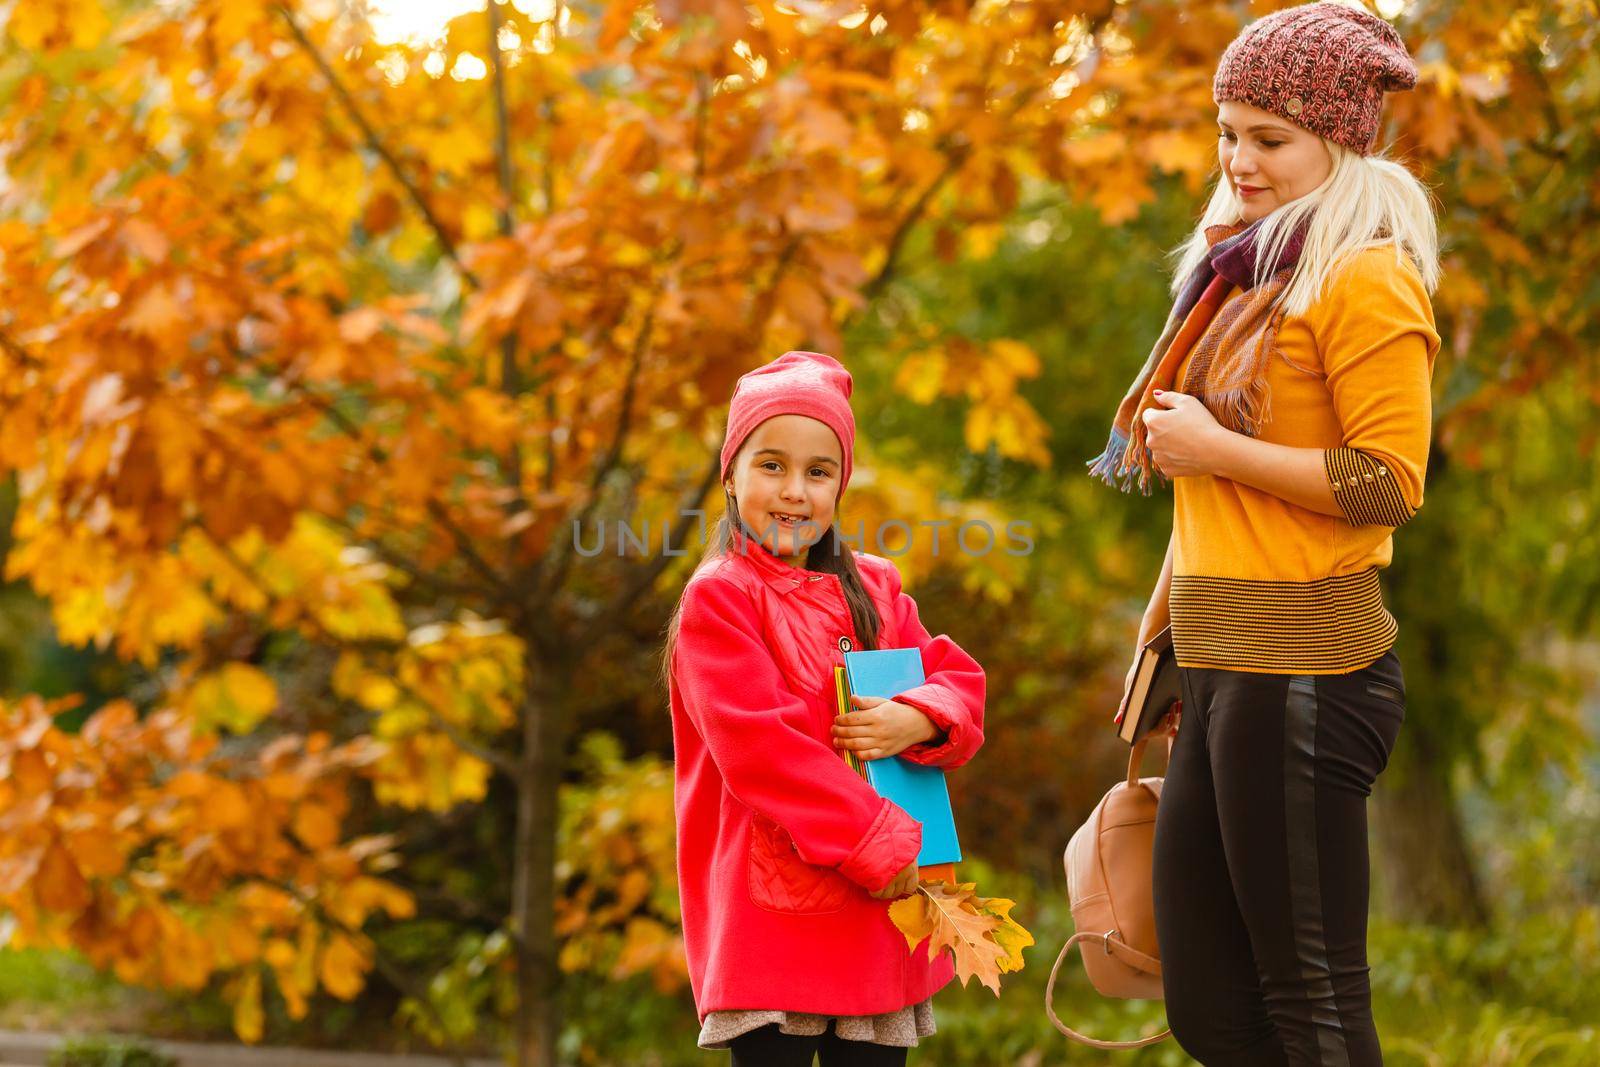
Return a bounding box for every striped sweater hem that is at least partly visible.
[1169,568,1397,675]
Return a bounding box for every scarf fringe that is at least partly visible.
[1083,427,1162,496]
[1087,216,1307,499]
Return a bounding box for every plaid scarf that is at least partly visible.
[1086,216,1307,494]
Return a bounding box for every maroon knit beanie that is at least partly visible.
[719,351,856,498]
[1213,1,1418,155]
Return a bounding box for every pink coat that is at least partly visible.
[669,526,987,1020]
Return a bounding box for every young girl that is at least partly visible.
[663,350,986,1067]
[1089,3,1438,1063]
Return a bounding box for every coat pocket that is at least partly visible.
[747,815,853,915]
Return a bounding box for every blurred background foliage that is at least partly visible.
[1,0,1597,1063]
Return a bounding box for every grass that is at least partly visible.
[0,896,1594,1065]
[0,948,142,1033]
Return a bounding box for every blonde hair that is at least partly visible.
[1171,140,1440,319]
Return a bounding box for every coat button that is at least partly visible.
[838,637,852,652]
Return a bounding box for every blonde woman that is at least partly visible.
[1086,3,1438,1063]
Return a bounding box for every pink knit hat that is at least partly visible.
[720,351,856,497]
[1213,1,1418,155]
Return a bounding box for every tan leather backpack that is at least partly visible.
[1045,726,1175,1049]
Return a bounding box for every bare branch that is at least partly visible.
[340,688,519,780]
[282,880,508,1067]
[275,3,480,288]
[859,143,971,307]
[535,309,656,602]
[748,235,803,335]
[321,512,490,602]
[287,380,514,599]
[0,328,44,370]
[483,0,544,606]
[576,452,719,647]
[691,70,711,191]
[203,523,518,778]
[392,687,519,780]
[488,0,518,237]
[851,28,1079,319]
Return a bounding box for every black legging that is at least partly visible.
[1152,649,1406,1066]
[728,1022,909,1067]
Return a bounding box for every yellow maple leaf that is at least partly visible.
[888,880,1022,995]
[978,896,1034,974]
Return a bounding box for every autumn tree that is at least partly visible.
[0,0,1097,1061]
[2,0,1595,1063]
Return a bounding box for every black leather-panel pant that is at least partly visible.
[1152,651,1407,1066]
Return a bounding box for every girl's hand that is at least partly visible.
[1141,390,1227,478]
[833,695,940,761]
[870,861,920,900]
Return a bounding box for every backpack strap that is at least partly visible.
[1046,706,1180,1049]
[1126,710,1178,786]
[1044,932,1172,1049]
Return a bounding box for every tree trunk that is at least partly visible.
[1370,711,1490,928]
[513,661,568,1067]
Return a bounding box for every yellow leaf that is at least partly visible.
[339,307,386,345]
[205,780,254,830]
[459,388,520,451]
[987,338,1040,378]
[187,664,278,735]
[889,880,1009,995]
[612,917,672,979]
[318,931,370,1001]
[67,0,109,48]
[35,841,91,913]
[887,891,937,951]
[977,896,1034,973]
[221,918,261,965]
[64,827,125,878]
[232,969,264,1044]
[263,938,296,970]
[1062,131,1127,167]
[894,350,948,405]
[962,223,1005,260]
[123,282,185,339]
[11,747,53,795]
[1143,128,1212,176]
[292,802,341,851]
[121,218,170,262]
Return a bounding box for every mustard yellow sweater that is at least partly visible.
[1169,246,1441,674]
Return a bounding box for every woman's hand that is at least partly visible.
[1141,390,1228,478]
[869,861,921,900]
[832,694,940,761]
[1119,641,1184,728]
[1152,703,1182,738]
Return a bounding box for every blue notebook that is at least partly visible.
[842,648,962,867]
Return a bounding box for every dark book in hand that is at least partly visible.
[1115,625,1181,746]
